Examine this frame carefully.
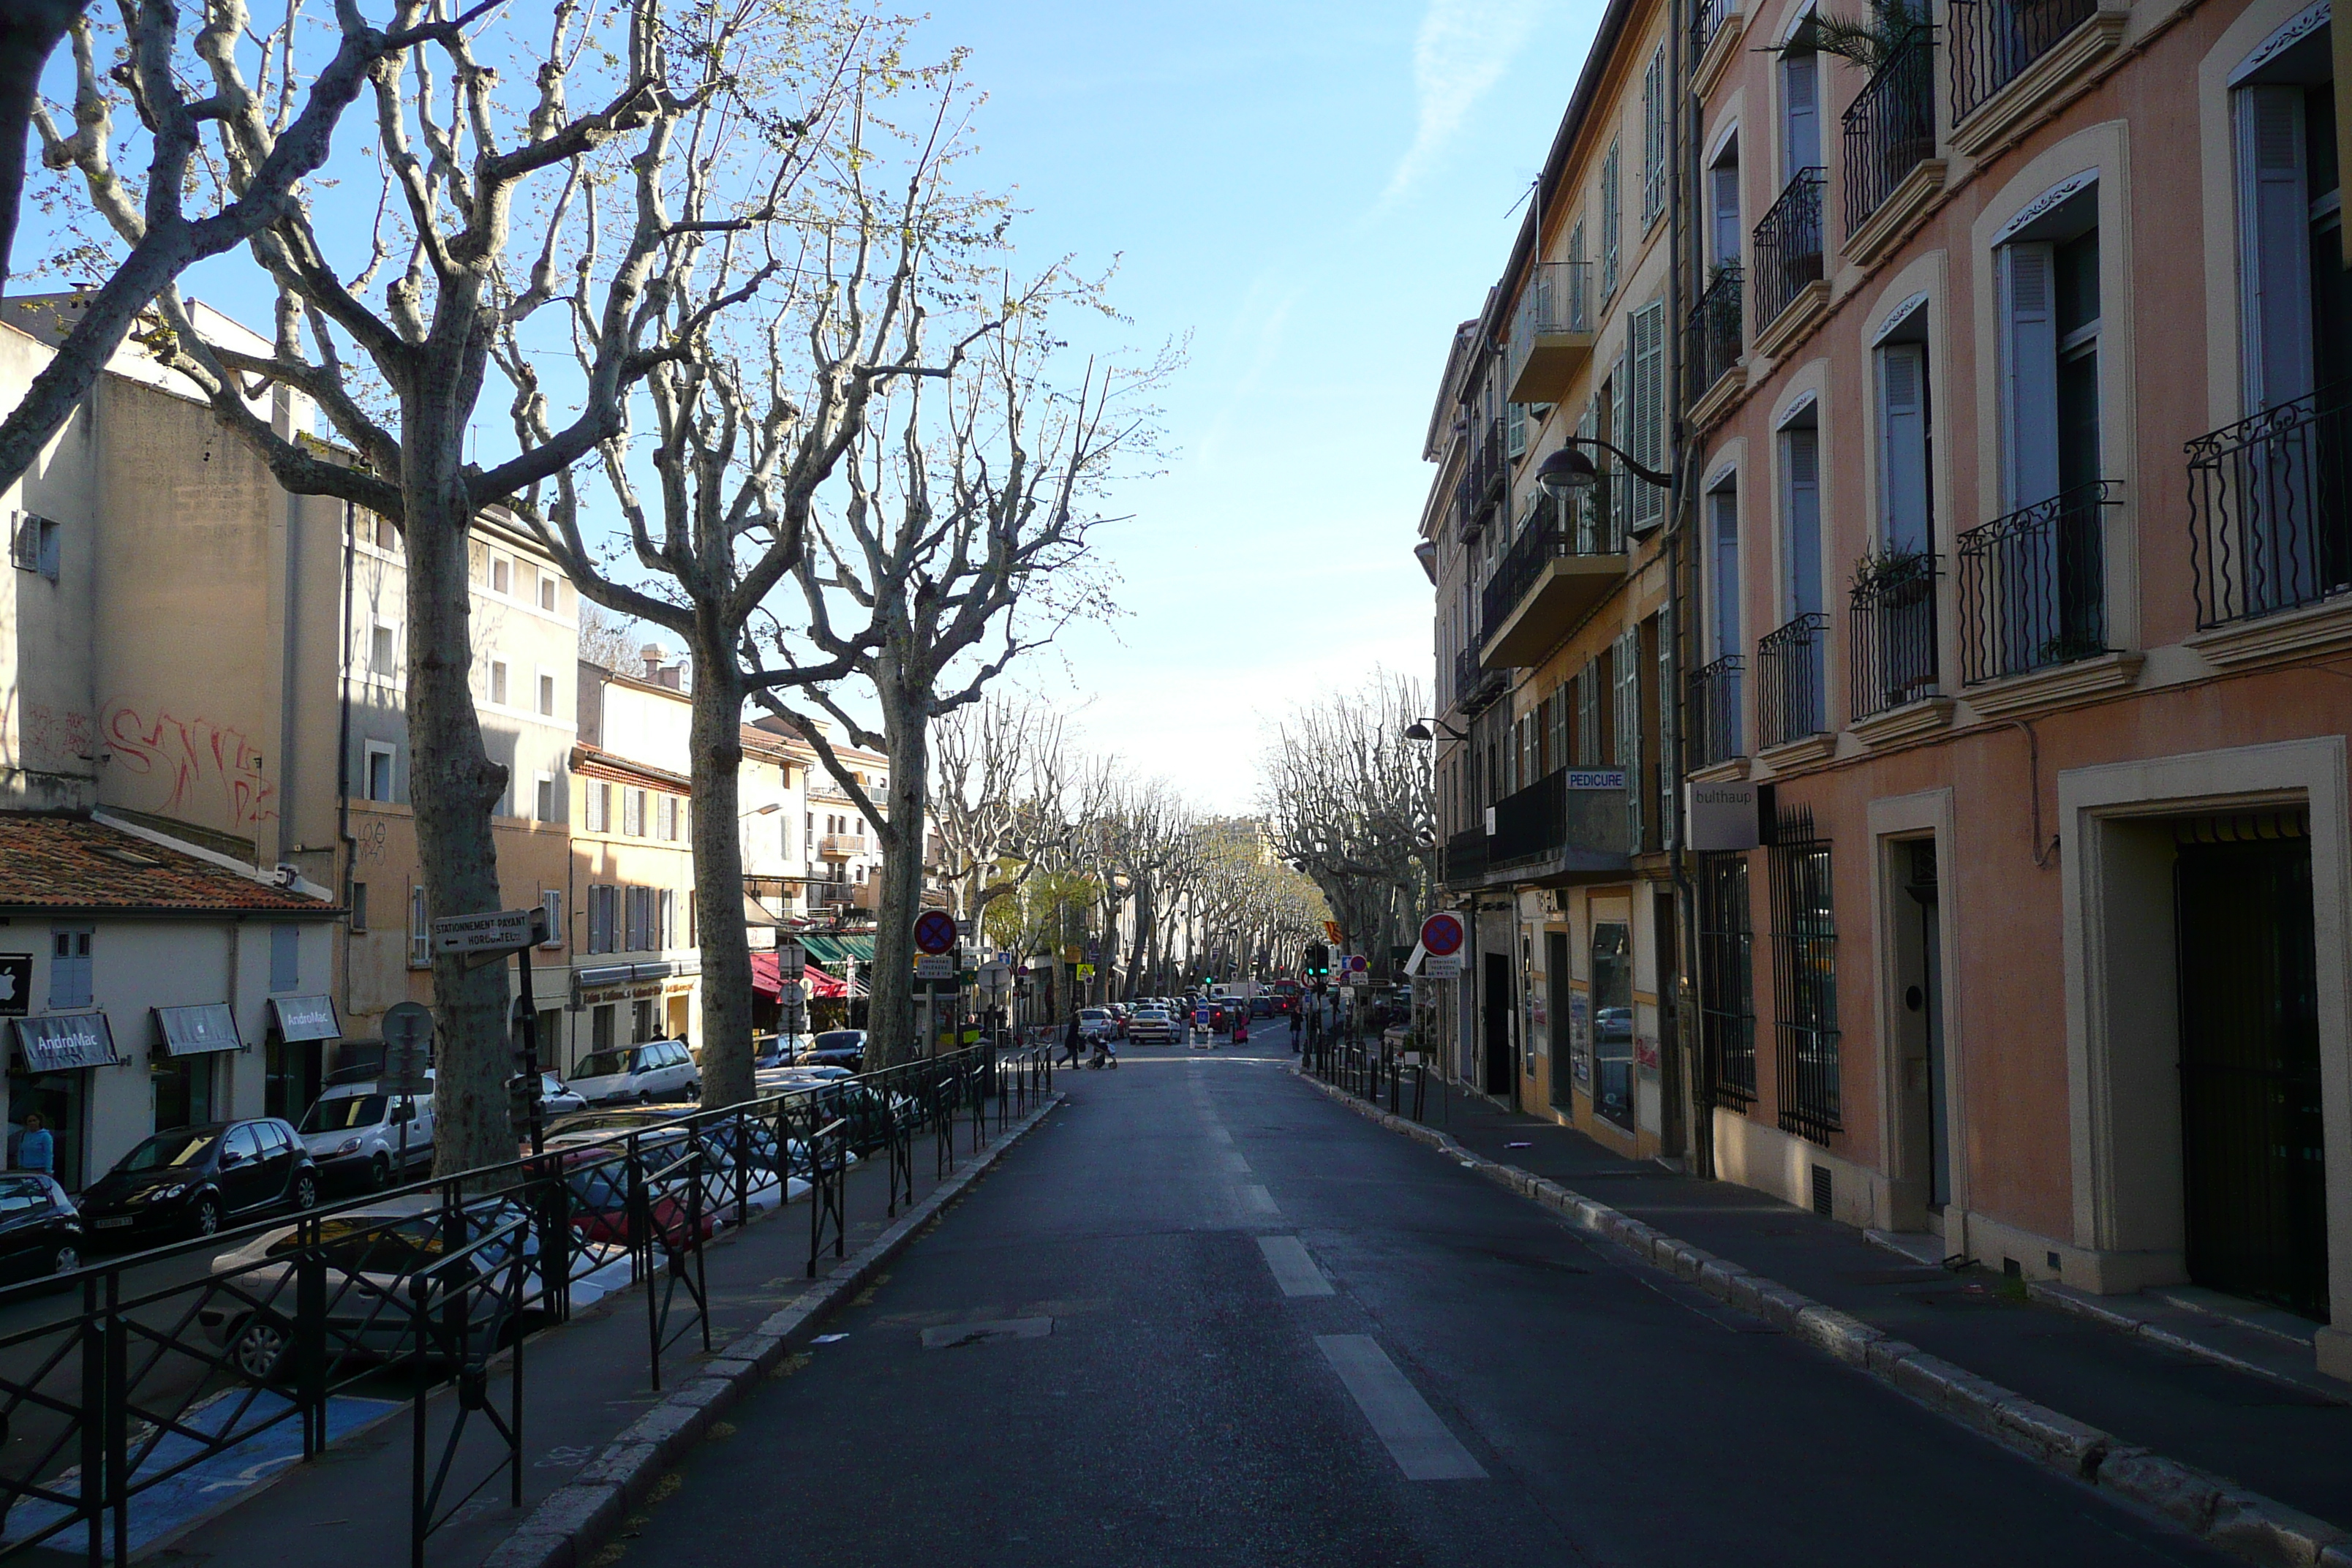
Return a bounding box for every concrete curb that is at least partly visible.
[1297,1071,2348,1568]
[481,1092,1066,1568]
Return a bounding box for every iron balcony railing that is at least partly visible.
[2187,386,2352,630]
[1453,644,1507,712]
[1692,653,1746,766]
[1948,0,2098,121]
[1842,31,1937,233]
[1958,481,2117,683]
[1507,260,1595,380]
[1686,265,1744,402]
[1479,491,1626,637]
[1756,611,1831,749]
[1848,552,1940,719]
[1691,0,1737,56]
[1453,415,1506,539]
[1489,766,1635,868]
[1443,825,1489,886]
[1752,169,1827,330]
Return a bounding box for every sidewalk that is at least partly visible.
[141,1098,1052,1568]
[1341,1078,2352,1542]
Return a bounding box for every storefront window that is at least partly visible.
[1592,922,1635,1130]
[153,1055,216,1133]
[7,1070,87,1191]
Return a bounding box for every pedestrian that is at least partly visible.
[14,1112,52,1177]
[1288,1009,1302,1054]
[1060,1012,1082,1068]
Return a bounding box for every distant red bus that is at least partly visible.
[1270,980,1302,1014]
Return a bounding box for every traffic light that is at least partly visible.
[1304,942,1329,978]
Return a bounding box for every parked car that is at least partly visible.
[1596,1006,1634,1044]
[297,1079,434,1191]
[198,1195,540,1383]
[794,1030,868,1071]
[1127,1007,1175,1044]
[569,1039,701,1105]
[1077,1009,1115,1042]
[537,1073,588,1117]
[0,1173,83,1283]
[80,1120,320,1243]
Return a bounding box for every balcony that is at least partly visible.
[1442,826,1489,888]
[1848,552,1940,720]
[818,832,869,859]
[1959,482,2116,683]
[1454,415,1505,540]
[1691,655,1746,769]
[810,883,859,908]
[1686,265,1744,415]
[1842,31,1943,264]
[2188,388,2352,633]
[1453,645,1507,715]
[1690,0,1736,58]
[1488,767,1634,881]
[1949,0,2102,124]
[1506,260,1597,405]
[1479,494,1632,668]
[1756,611,1831,752]
[1752,169,1827,351]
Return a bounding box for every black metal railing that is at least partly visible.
[1697,851,1757,1111]
[2187,386,2352,630]
[0,1042,1033,1568]
[1842,31,1937,233]
[1756,611,1831,749]
[1692,654,1746,766]
[1453,645,1505,713]
[1769,835,1842,1145]
[1686,265,1744,403]
[1948,0,2098,121]
[1478,491,1627,636]
[1848,552,1940,718]
[1443,826,1489,886]
[1957,481,2116,683]
[1691,0,1737,56]
[1752,169,1826,330]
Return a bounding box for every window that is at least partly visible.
[10,513,59,581]
[364,742,396,804]
[269,925,299,992]
[1768,827,1841,1142]
[1999,186,2100,508]
[1506,399,1527,461]
[1869,336,1932,561]
[1613,625,1643,847]
[1600,137,1622,298]
[588,884,618,954]
[1711,481,1743,663]
[592,1005,616,1054]
[659,795,679,841]
[1781,413,1823,618]
[408,888,429,968]
[657,889,676,950]
[1782,36,1821,181]
[536,774,557,823]
[1699,853,1758,1107]
[625,886,652,951]
[350,881,369,933]
[1575,659,1604,766]
[490,660,509,706]
[539,574,558,612]
[1628,301,1667,532]
[540,889,563,949]
[587,781,610,832]
[1642,45,1670,224]
[370,624,397,677]
[491,555,511,595]
[622,789,644,837]
[1711,137,1742,267]
[2236,80,2342,409]
[48,928,91,1010]
[538,671,557,717]
[631,999,657,1044]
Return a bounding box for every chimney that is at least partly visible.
[640,643,664,681]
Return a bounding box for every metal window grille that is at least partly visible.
[1755,611,1830,748]
[1958,481,2117,682]
[2187,386,2352,630]
[1848,552,1940,718]
[1752,169,1826,329]
[1842,30,1937,233]
[1697,853,1757,1108]
[1947,0,2097,124]
[1768,820,1841,1142]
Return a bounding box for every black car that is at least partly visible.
[78,1120,320,1243]
[794,1029,867,1071]
[0,1173,84,1283]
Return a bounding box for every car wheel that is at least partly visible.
[369,1153,393,1190]
[230,1314,293,1385]
[292,1172,320,1211]
[637,1091,654,1106]
[192,1195,222,1237]
[50,1245,78,1277]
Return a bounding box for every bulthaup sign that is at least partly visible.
[1685,780,1761,852]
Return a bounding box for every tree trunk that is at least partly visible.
[691,651,754,1109]
[407,483,513,1180]
[865,683,930,1068]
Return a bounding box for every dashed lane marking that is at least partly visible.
[1315,1335,1487,1481]
[1257,1235,1335,1297]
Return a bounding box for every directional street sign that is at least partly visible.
[913,910,958,956]
[433,908,541,954]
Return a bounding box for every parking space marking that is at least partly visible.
[1315,1335,1486,1481]
[1257,1235,1335,1297]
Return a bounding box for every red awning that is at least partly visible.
[750,952,782,998]
[804,964,847,998]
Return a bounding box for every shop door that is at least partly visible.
[1548,933,1575,1112]
[1592,922,1634,1131]
[7,1072,86,1191]
[2176,834,2329,1320]
[264,1035,323,1124]
[153,1055,215,1134]
[1482,952,1515,1099]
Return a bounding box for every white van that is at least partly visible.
[297,1079,434,1190]
[568,1039,700,1106]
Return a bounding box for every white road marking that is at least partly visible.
[1237,1184,1280,1215]
[1256,1235,1335,1297]
[1221,1151,1253,1175]
[1206,1126,1233,1145]
[1315,1335,1487,1481]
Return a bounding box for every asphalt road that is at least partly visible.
[606,1039,2231,1567]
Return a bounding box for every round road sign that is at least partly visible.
[1420,913,1464,957]
[913,909,958,955]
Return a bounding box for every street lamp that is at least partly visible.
[1403,716,1468,745]
[1532,438,1671,497]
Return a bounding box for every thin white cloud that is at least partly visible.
[1376,0,1551,212]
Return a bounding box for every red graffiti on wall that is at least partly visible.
[15,701,95,771]
[102,703,279,829]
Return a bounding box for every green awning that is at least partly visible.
[799,933,877,966]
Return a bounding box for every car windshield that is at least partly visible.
[116,1128,219,1172]
[810,1031,862,1052]
[576,1050,632,1079]
[299,1095,388,1134]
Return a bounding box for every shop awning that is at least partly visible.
[13,1014,121,1072]
[745,893,790,930]
[804,965,847,998]
[154,1003,242,1056]
[751,951,781,998]
[799,933,876,966]
[270,995,340,1042]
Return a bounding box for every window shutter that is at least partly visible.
[1784,426,1823,617]
[1601,139,1622,298]
[1608,366,1631,548]
[1631,304,1667,529]
[1712,487,1743,662]
[1615,627,1644,848]
[2236,86,2315,414]
[1712,162,1741,267]
[2002,242,2060,508]
[1507,399,1527,461]
[1879,342,1931,554]
[1782,50,1820,178]
[10,514,36,571]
